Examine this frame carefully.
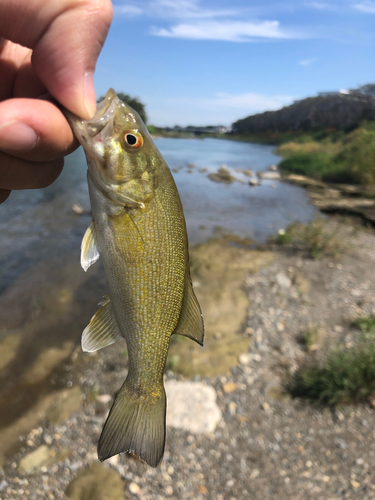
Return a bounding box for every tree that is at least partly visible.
[97,92,147,124]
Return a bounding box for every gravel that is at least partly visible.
[2,217,375,500]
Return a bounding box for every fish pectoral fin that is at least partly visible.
[173,274,204,346]
[81,221,100,272]
[82,295,123,352]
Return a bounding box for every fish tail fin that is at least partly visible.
[98,381,166,468]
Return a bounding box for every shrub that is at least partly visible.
[288,341,375,406]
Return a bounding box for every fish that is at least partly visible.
[65,89,204,468]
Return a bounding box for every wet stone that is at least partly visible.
[66,462,125,500]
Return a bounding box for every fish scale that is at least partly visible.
[64,88,204,467]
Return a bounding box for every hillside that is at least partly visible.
[232,84,375,134]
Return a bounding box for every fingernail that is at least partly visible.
[0,122,38,152]
[83,72,97,119]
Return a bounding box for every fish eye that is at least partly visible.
[124,130,143,149]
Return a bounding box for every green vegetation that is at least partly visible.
[298,326,320,353]
[274,219,345,259]
[288,340,375,406]
[277,122,375,185]
[352,315,375,340]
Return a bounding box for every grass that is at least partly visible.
[352,315,375,340]
[276,122,375,185]
[274,219,345,259]
[298,326,320,353]
[288,340,375,406]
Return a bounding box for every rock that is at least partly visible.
[236,168,253,177]
[238,353,252,365]
[249,178,259,186]
[96,394,112,404]
[276,272,291,288]
[19,445,70,474]
[129,482,141,494]
[165,485,174,496]
[66,462,125,500]
[46,387,82,424]
[268,165,278,171]
[228,402,237,415]
[72,203,84,215]
[208,166,235,184]
[257,171,281,180]
[165,381,221,434]
[222,382,237,393]
[283,174,326,189]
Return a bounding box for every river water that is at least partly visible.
[0,137,317,300]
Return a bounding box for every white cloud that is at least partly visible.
[152,20,302,42]
[113,0,236,19]
[306,1,332,9]
[148,0,236,19]
[299,57,317,66]
[210,92,295,110]
[353,1,375,12]
[113,4,143,16]
[170,92,294,112]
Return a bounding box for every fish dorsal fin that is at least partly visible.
[82,295,123,352]
[173,275,204,346]
[81,221,100,272]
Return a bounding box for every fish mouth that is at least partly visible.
[65,88,120,143]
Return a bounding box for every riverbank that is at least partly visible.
[2,215,375,499]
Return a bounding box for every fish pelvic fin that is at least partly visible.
[98,382,166,468]
[173,274,204,346]
[81,221,100,272]
[82,295,123,352]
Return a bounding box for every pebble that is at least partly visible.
[129,482,140,495]
[222,382,237,393]
[228,402,237,415]
[238,353,251,365]
[165,485,174,496]
[276,272,292,288]
[96,394,112,404]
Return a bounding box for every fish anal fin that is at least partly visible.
[173,275,204,346]
[81,221,100,272]
[98,382,166,468]
[82,295,123,352]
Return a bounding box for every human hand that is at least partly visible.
[0,0,113,204]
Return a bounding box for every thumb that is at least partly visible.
[32,0,113,119]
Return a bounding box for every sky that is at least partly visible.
[94,0,375,127]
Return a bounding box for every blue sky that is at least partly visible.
[94,0,375,126]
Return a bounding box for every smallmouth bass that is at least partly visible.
[65,89,204,467]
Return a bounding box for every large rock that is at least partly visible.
[165,381,221,434]
[46,387,82,424]
[19,445,71,474]
[66,462,125,500]
[208,166,235,184]
[257,171,281,180]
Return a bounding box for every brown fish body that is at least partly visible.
[66,89,203,467]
